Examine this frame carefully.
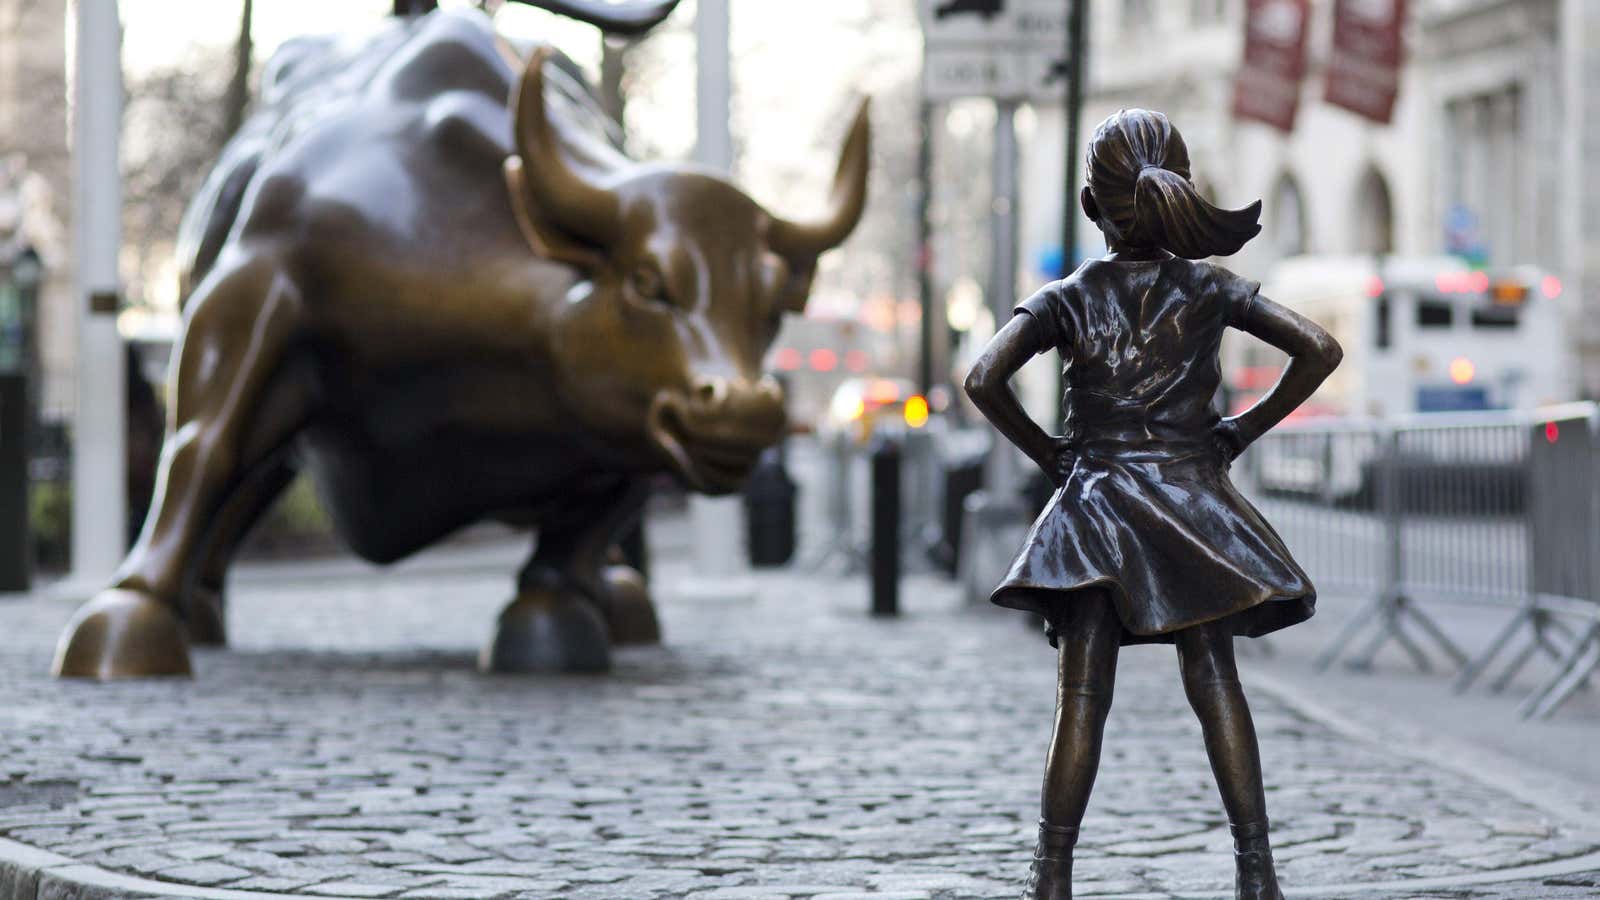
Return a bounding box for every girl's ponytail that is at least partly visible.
[1133,165,1262,259]
[1086,109,1262,259]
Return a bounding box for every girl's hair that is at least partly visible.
[1084,109,1262,259]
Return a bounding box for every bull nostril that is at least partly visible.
[692,376,728,409]
[756,375,785,405]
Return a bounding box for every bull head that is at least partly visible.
[503,48,869,494]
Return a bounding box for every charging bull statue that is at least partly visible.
[53,3,869,678]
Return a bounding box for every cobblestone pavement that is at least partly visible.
[1,545,1598,898]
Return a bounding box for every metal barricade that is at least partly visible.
[1236,404,1600,718]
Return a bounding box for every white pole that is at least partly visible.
[694,0,732,172]
[689,0,742,576]
[70,0,126,584]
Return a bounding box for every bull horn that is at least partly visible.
[508,0,681,36]
[513,47,622,247]
[768,97,871,260]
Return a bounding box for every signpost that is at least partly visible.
[918,1,1083,601]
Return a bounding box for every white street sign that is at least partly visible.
[917,0,1070,49]
[924,45,1069,103]
[919,0,1073,101]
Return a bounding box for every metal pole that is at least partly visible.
[71,0,127,583]
[1057,0,1088,427]
[689,0,740,575]
[985,100,1021,500]
[916,99,935,397]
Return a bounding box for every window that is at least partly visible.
[1190,0,1226,25]
[1374,296,1391,349]
[1269,173,1308,257]
[1353,167,1395,255]
[1444,86,1524,265]
[1417,301,1453,328]
[1471,308,1519,329]
[1122,0,1154,30]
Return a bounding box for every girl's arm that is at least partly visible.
[964,314,1066,484]
[1219,295,1344,456]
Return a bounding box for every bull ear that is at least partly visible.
[767,97,871,267]
[505,47,621,271]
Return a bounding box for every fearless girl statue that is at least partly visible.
[964,109,1343,899]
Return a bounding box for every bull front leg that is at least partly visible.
[52,251,311,678]
[481,478,659,673]
[183,455,298,646]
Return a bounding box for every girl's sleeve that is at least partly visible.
[1013,281,1068,353]
[1216,267,1263,327]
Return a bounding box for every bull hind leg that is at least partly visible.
[183,455,299,646]
[53,254,311,678]
[481,479,657,673]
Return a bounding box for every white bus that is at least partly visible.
[1223,255,1574,420]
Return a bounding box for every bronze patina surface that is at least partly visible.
[53,5,869,679]
[965,109,1341,900]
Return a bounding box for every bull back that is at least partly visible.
[175,8,621,303]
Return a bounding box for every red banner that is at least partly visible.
[1325,0,1407,124]
[1232,0,1311,133]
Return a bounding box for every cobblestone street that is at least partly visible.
[1,541,1598,899]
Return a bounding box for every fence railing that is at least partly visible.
[1235,403,1600,718]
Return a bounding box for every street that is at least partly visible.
[0,527,1597,899]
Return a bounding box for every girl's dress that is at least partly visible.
[992,255,1315,645]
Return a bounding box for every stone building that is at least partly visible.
[0,0,72,417]
[1014,0,1600,397]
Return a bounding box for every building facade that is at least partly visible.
[1014,0,1600,397]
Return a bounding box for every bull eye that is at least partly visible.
[631,265,671,309]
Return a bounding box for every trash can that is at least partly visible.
[744,443,797,567]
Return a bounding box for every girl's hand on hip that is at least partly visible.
[1049,435,1076,487]
[1212,418,1249,465]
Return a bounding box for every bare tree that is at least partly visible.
[121,47,233,311]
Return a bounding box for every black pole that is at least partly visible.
[870,437,902,617]
[916,99,935,397]
[1057,0,1089,427]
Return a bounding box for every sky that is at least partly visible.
[116,0,913,178]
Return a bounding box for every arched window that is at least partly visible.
[1353,166,1395,255]
[1268,173,1308,257]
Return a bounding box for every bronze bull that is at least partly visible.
[53,5,869,678]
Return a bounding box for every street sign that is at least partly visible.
[917,0,1069,48]
[924,45,1068,103]
[919,0,1073,102]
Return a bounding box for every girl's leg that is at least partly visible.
[1026,590,1121,899]
[1041,589,1123,825]
[1174,620,1281,899]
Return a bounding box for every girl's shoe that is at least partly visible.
[1230,820,1284,900]
[1022,820,1077,900]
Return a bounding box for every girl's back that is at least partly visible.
[1028,257,1257,448]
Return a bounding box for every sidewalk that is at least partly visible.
[0,539,1598,898]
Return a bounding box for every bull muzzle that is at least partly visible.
[647,375,787,495]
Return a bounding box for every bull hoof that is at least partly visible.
[601,564,661,646]
[185,584,228,647]
[480,588,611,674]
[52,589,193,679]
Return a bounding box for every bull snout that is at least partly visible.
[647,375,788,494]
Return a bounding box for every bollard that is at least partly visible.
[0,374,27,592]
[870,435,901,616]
